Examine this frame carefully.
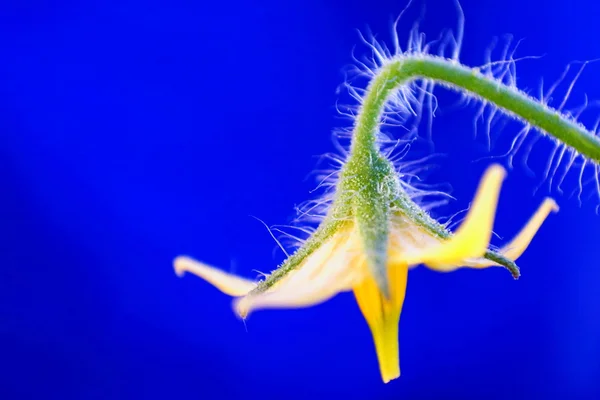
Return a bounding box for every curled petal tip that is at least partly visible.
[488,163,507,178]
[545,197,560,213]
[172,256,256,296]
[233,297,250,319]
[482,164,507,185]
[173,256,189,277]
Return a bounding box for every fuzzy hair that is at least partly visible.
[268,0,600,256]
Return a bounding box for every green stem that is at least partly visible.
[351,54,600,163]
[352,54,596,278]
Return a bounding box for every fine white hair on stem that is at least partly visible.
[266,0,600,256]
[331,0,600,214]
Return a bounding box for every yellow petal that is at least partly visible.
[464,197,559,268]
[400,164,506,270]
[498,197,558,260]
[173,256,256,297]
[353,261,408,384]
[234,228,361,318]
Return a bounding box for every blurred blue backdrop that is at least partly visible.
[1,1,599,399]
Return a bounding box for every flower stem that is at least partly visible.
[350,54,593,278]
[351,54,600,164]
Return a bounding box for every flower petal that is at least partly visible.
[497,197,559,260]
[173,256,256,297]
[234,228,361,318]
[464,197,559,268]
[353,261,408,383]
[399,164,506,270]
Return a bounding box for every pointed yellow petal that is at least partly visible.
[463,197,559,268]
[498,197,558,260]
[401,164,506,270]
[353,261,408,384]
[173,256,256,297]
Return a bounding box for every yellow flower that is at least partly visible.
[173,164,558,383]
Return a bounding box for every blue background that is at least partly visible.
[1,1,599,399]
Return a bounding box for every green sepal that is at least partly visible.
[343,152,398,298]
[246,203,352,297]
[355,189,391,298]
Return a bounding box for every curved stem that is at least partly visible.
[351,54,600,164]
[352,54,591,276]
